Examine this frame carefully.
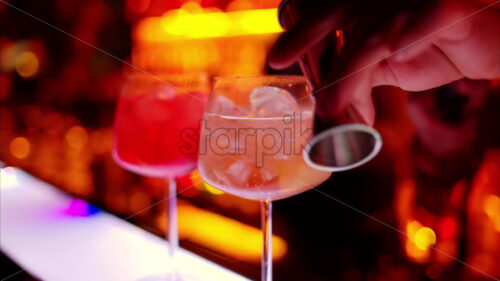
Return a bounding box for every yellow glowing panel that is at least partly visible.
[231,9,282,35]
[161,10,231,38]
[173,203,287,262]
[135,8,282,42]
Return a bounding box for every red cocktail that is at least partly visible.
[112,73,208,279]
[113,88,206,178]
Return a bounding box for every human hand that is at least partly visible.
[268,0,500,125]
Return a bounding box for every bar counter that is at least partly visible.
[0,167,249,281]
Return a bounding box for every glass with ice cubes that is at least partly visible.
[198,76,332,281]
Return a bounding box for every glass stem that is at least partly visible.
[261,200,273,281]
[167,177,178,258]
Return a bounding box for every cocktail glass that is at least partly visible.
[198,76,332,281]
[113,72,208,280]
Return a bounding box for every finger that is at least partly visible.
[389,0,473,63]
[351,92,376,126]
[377,44,464,91]
[268,9,344,69]
[315,70,376,125]
[315,41,389,126]
[434,7,500,79]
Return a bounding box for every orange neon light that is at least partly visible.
[134,6,282,42]
[158,201,288,263]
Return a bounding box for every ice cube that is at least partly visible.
[211,95,249,116]
[260,167,278,182]
[250,86,298,117]
[213,158,253,187]
[213,158,280,188]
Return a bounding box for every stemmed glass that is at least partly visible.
[112,72,208,279]
[198,76,332,281]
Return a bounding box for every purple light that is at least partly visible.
[64,198,100,217]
